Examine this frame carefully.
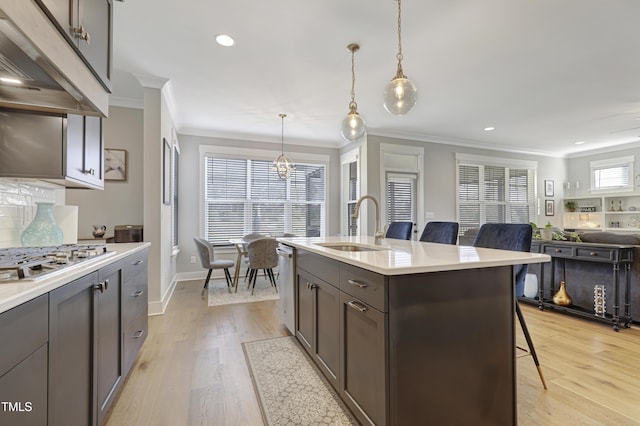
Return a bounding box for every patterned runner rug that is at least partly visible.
[207,276,279,307]
[242,336,358,425]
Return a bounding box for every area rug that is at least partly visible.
[207,276,279,307]
[243,336,358,425]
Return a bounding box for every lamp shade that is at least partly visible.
[341,111,366,141]
[383,76,418,116]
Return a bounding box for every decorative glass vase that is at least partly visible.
[21,202,64,247]
[552,280,573,307]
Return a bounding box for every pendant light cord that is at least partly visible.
[350,46,357,111]
[395,0,405,78]
[279,113,286,155]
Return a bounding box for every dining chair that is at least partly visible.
[246,237,279,295]
[419,221,459,244]
[193,237,236,295]
[385,221,413,240]
[472,223,547,389]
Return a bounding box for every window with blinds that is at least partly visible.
[344,160,358,236]
[457,158,536,234]
[204,156,326,244]
[385,172,416,225]
[591,156,634,192]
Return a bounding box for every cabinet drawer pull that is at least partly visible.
[132,290,144,297]
[82,168,95,175]
[132,330,145,339]
[309,283,318,290]
[94,279,108,293]
[348,279,367,288]
[590,252,598,256]
[134,260,144,265]
[554,249,562,253]
[347,301,368,312]
[72,25,91,44]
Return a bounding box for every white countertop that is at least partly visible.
[277,236,550,276]
[0,242,150,314]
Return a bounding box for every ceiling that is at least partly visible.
[111,0,640,157]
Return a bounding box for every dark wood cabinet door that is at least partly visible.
[313,278,340,389]
[37,0,76,40]
[83,115,104,186]
[96,262,123,425]
[0,345,48,426]
[340,292,388,426]
[295,271,314,355]
[65,114,104,189]
[78,0,112,89]
[48,272,97,426]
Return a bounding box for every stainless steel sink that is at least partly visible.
[315,243,388,252]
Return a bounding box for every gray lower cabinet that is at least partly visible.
[339,292,387,426]
[122,248,149,375]
[295,269,340,389]
[0,294,49,426]
[49,259,126,426]
[48,271,97,426]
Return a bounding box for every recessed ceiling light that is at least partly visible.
[0,77,22,85]
[575,141,585,145]
[215,34,235,47]
[483,126,495,131]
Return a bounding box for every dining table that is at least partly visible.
[228,238,247,292]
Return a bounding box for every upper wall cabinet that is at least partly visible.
[36,0,113,91]
[0,108,104,189]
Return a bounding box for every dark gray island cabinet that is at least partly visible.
[0,246,148,426]
[295,247,523,426]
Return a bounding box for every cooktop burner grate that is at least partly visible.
[0,244,110,281]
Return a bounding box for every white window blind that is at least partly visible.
[457,158,536,234]
[385,172,416,225]
[343,160,358,236]
[591,156,634,192]
[204,156,325,244]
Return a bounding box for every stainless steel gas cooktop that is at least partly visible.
[0,244,114,282]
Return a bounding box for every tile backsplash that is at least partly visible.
[0,180,61,248]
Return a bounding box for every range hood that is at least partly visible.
[0,1,108,116]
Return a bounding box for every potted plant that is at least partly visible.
[539,221,554,241]
[565,200,577,212]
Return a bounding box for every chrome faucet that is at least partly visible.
[352,195,384,242]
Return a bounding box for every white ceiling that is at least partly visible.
[111,0,640,157]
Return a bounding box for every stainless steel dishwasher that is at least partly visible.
[276,243,295,334]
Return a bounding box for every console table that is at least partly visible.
[523,240,633,331]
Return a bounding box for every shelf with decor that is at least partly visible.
[563,195,640,233]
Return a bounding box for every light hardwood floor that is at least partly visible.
[106,280,640,426]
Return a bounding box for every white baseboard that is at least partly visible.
[148,275,179,316]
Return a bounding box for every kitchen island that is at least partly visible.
[278,236,550,426]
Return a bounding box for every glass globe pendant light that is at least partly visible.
[383,0,418,116]
[272,113,296,180]
[340,43,366,142]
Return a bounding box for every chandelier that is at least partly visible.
[272,113,295,180]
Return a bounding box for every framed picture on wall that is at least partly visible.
[544,180,554,197]
[545,199,554,216]
[163,138,171,205]
[104,149,127,181]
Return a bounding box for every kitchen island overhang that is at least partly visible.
[278,236,550,426]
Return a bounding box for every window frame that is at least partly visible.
[199,145,329,245]
[590,155,635,194]
[340,148,359,236]
[379,143,424,239]
[455,153,537,234]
